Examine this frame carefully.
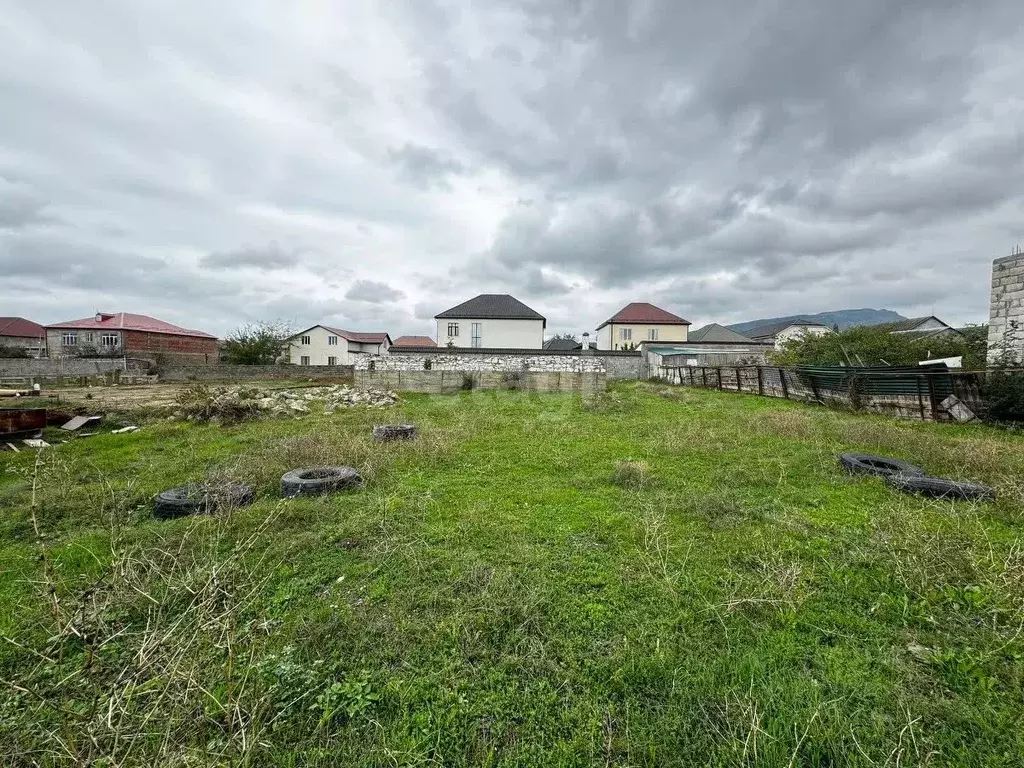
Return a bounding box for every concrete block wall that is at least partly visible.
[159,364,354,382]
[0,357,148,378]
[989,252,1024,362]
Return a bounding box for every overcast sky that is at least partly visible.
[2,1,1022,338]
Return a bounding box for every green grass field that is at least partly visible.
[1,383,1023,766]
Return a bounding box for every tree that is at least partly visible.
[984,320,1024,422]
[551,333,580,342]
[222,320,294,365]
[769,324,989,370]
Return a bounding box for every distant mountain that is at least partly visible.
[727,309,906,334]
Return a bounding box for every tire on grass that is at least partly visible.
[281,466,362,498]
[153,487,205,520]
[153,482,256,520]
[372,424,417,441]
[838,452,925,478]
[885,473,996,502]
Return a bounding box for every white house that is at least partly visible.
[744,320,834,350]
[435,294,545,349]
[287,325,392,366]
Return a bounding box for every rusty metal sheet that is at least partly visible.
[0,408,47,436]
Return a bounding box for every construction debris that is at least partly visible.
[941,394,976,423]
[61,415,102,431]
[172,384,398,424]
[23,438,50,449]
[111,426,139,434]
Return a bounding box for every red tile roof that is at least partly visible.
[321,327,391,345]
[391,335,436,347]
[47,312,216,338]
[597,303,691,330]
[0,317,46,338]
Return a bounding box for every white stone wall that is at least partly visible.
[356,352,604,373]
[989,252,1024,362]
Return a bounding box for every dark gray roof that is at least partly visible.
[689,323,755,343]
[543,337,582,350]
[745,319,830,339]
[435,294,546,325]
[876,316,948,333]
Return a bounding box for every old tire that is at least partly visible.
[153,483,255,520]
[885,473,996,502]
[153,487,205,520]
[281,466,362,498]
[839,452,924,478]
[372,424,417,441]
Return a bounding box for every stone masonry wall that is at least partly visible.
[359,352,605,373]
[989,251,1024,362]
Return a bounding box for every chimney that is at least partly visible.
[581,332,593,356]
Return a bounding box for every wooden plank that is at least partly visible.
[916,376,926,421]
[736,367,742,391]
[757,366,764,396]
[0,408,47,437]
[926,376,940,421]
[779,368,790,399]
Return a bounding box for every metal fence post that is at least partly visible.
[779,367,789,400]
[915,376,926,421]
[757,366,764,396]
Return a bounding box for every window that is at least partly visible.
[62,332,77,346]
[471,322,482,348]
[300,356,310,366]
[301,335,311,345]
[100,333,118,347]
[447,322,459,337]
[327,356,337,366]
[83,332,94,343]
[648,329,658,341]
[328,335,338,346]
[619,328,632,341]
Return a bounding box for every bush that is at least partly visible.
[0,344,31,358]
[611,460,651,490]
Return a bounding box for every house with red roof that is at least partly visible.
[0,317,48,357]
[286,325,393,366]
[46,312,218,363]
[595,303,691,350]
[391,335,437,348]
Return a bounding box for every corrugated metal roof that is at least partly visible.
[0,317,46,338]
[794,363,955,397]
[597,302,690,330]
[689,323,755,343]
[47,312,215,338]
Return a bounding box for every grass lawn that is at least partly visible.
[1,382,1022,766]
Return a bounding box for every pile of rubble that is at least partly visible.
[173,384,398,424]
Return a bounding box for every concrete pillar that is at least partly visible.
[989,250,1024,363]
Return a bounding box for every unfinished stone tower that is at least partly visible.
[989,247,1024,362]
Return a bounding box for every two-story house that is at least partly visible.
[286,326,392,366]
[435,294,545,349]
[596,303,690,350]
[46,312,218,362]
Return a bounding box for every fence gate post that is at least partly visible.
[926,376,939,420]
[757,366,764,396]
[779,367,789,400]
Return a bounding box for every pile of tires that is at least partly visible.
[153,482,255,520]
[838,452,995,502]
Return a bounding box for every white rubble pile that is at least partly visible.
[173,384,397,422]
